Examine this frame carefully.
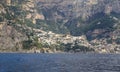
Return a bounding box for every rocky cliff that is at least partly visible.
[37,0,120,19]
[35,0,120,53]
[36,0,120,36]
[0,0,33,52]
[0,0,120,53]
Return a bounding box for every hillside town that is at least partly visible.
[33,29,120,53]
[0,0,120,53]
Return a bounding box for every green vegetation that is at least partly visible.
[22,40,33,49]
[61,13,118,36]
[36,19,69,34]
[73,45,94,52]
[22,36,43,49]
[79,13,116,34]
[33,37,43,48]
[58,43,94,52]
[36,19,47,29]
[115,38,120,44]
[106,38,113,44]
[25,19,35,27]
[0,15,3,22]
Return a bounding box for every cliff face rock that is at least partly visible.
[0,23,28,52]
[0,0,31,52]
[35,0,120,53]
[0,0,120,53]
[37,0,120,20]
[22,0,45,24]
[36,0,120,36]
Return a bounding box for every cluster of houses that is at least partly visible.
[34,29,89,46]
[90,38,120,53]
[33,29,120,53]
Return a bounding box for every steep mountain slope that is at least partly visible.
[0,0,120,53]
[0,0,34,52]
[36,0,120,37]
[34,0,120,53]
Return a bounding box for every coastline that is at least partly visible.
[0,51,119,54]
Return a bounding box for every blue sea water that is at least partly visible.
[0,53,120,72]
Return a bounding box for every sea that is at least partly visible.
[0,53,120,72]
